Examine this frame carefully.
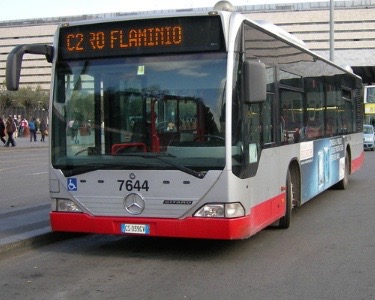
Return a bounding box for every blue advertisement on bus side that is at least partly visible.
[300,137,345,202]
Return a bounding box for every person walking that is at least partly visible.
[19,117,28,137]
[5,115,16,147]
[0,117,6,145]
[13,117,19,138]
[39,119,47,142]
[68,119,79,141]
[28,117,37,142]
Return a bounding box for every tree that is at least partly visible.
[0,81,49,116]
[0,81,12,109]
[66,91,94,124]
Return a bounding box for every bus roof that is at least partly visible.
[55,0,360,81]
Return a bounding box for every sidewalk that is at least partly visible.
[0,204,52,257]
[3,134,49,148]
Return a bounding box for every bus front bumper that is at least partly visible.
[50,212,255,240]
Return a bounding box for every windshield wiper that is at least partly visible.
[150,154,206,179]
[59,154,206,178]
[117,153,206,179]
[61,165,100,177]
[60,164,126,177]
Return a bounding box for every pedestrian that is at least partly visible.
[13,117,19,138]
[68,119,79,142]
[28,117,37,142]
[40,119,47,142]
[5,115,16,147]
[19,117,28,137]
[0,117,6,145]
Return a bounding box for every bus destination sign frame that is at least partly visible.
[58,16,225,60]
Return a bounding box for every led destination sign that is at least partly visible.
[58,16,224,60]
[66,25,182,51]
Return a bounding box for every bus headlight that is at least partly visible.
[56,199,82,212]
[194,203,245,218]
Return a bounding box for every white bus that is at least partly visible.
[6,2,364,239]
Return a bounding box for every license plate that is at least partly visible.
[121,224,150,235]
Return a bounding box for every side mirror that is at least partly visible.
[243,60,266,103]
[6,44,53,91]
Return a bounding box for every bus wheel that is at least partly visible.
[334,153,349,190]
[278,170,293,229]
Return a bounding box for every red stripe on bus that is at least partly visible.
[351,151,364,173]
[50,194,286,240]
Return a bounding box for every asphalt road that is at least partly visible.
[0,148,374,299]
[0,142,50,209]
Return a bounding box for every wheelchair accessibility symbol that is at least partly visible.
[67,178,77,191]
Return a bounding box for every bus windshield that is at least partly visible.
[51,52,227,175]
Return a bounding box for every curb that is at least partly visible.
[0,227,51,257]
[0,229,85,258]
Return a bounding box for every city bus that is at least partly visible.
[6,1,364,239]
[364,85,375,125]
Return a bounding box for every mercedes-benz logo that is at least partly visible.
[124,193,145,215]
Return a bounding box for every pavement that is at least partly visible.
[0,134,76,258]
[0,203,54,257]
[3,132,49,148]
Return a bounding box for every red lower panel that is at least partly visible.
[351,151,364,173]
[50,193,286,240]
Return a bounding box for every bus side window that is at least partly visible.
[261,93,275,148]
[280,90,303,144]
[246,103,261,163]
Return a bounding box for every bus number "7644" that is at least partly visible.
[117,180,150,192]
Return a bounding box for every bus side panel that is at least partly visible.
[299,135,363,204]
[250,193,286,232]
[352,151,364,173]
[300,137,345,203]
[349,132,365,173]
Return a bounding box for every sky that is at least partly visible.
[0,0,331,21]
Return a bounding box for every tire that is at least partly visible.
[278,170,292,229]
[334,153,349,190]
